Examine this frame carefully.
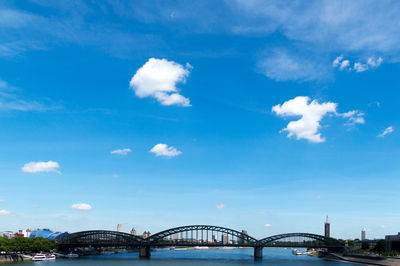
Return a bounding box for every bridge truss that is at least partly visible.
[56,225,344,259]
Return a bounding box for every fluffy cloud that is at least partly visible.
[0,210,10,216]
[150,143,182,157]
[21,161,60,174]
[110,148,131,155]
[378,126,393,137]
[272,96,337,143]
[130,58,191,107]
[216,204,226,209]
[71,203,92,211]
[264,224,272,227]
[333,56,383,72]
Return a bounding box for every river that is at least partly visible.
[11,248,359,265]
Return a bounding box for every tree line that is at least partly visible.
[0,237,56,253]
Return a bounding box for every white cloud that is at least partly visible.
[258,49,328,82]
[71,203,92,211]
[339,110,365,125]
[150,143,182,157]
[378,126,393,137]
[272,96,337,143]
[333,56,383,72]
[112,174,120,178]
[339,60,350,70]
[130,58,191,106]
[353,62,369,72]
[0,200,4,202]
[264,224,272,227]
[110,148,131,155]
[21,161,61,174]
[0,210,10,216]
[332,56,343,67]
[216,204,225,209]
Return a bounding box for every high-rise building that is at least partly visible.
[222,234,229,244]
[361,228,366,241]
[130,227,136,235]
[324,216,330,238]
[117,224,123,232]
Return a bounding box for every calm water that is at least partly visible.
[16,248,357,265]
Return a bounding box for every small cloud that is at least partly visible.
[254,210,267,215]
[354,62,368,72]
[71,203,92,211]
[380,225,386,229]
[0,199,4,202]
[0,210,11,216]
[378,126,393,137]
[21,161,61,174]
[332,56,343,67]
[333,56,383,72]
[110,148,131,155]
[339,60,350,70]
[316,195,322,199]
[129,58,191,107]
[150,143,182,157]
[216,204,225,209]
[339,110,365,125]
[112,174,120,178]
[264,224,272,227]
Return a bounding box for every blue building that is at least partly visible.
[29,229,68,240]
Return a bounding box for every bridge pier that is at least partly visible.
[254,246,263,260]
[139,246,150,258]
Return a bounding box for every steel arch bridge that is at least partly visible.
[257,233,343,248]
[145,225,258,246]
[56,225,344,259]
[57,230,143,247]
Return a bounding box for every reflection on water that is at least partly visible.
[19,248,357,266]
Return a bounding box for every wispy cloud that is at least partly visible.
[216,203,225,209]
[110,148,131,155]
[378,126,393,137]
[0,79,58,111]
[333,56,383,72]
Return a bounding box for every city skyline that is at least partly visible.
[0,1,399,240]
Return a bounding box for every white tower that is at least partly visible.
[117,224,123,232]
[361,228,366,241]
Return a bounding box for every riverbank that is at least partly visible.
[326,253,400,265]
[0,254,27,263]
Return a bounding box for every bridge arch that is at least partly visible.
[146,225,257,245]
[257,233,343,247]
[56,230,143,246]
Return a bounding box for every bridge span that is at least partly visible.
[56,225,344,259]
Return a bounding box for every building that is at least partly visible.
[117,224,123,232]
[222,234,229,244]
[142,231,151,238]
[29,229,68,240]
[130,227,137,235]
[361,228,366,241]
[238,229,248,244]
[0,231,14,238]
[324,216,330,238]
[385,233,400,252]
[171,233,179,240]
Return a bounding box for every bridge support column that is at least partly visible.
[254,246,263,260]
[139,246,150,258]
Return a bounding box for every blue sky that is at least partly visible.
[0,0,399,240]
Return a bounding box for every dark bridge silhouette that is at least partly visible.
[56,225,343,259]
